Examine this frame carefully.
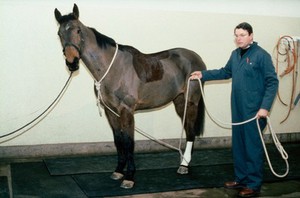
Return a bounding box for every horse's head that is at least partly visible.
[54,4,82,72]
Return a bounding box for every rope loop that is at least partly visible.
[191,77,289,178]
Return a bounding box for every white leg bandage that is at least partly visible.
[180,141,193,166]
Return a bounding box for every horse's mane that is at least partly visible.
[89,28,116,49]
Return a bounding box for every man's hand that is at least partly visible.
[256,109,269,119]
[190,71,202,80]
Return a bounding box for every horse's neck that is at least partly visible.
[81,29,116,82]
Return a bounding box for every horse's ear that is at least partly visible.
[54,8,62,23]
[73,4,79,19]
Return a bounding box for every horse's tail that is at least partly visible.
[194,86,205,136]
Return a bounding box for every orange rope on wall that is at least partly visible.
[273,36,298,124]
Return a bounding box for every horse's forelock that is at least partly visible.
[57,14,77,24]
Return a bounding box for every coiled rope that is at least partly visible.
[189,77,289,178]
[274,36,298,123]
[0,72,73,139]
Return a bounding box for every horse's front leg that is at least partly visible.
[107,107,136,189]
[111,129,127,180]
[119,107,136,189]
[105,110,127,181]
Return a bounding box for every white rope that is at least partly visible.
[95,43,119,117]
[93,45,289,177]
[135,126,183,154]
[258,117,289,178]
[190,77,289,178]
[187,78,257,126]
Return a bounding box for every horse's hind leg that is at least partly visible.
[173,91,200,174]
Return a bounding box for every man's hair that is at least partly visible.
[235,22,253,35]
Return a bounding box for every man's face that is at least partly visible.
[234,28,253,49]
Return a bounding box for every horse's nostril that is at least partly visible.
[65,57,79,71]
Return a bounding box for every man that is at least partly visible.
[191,22,278,197]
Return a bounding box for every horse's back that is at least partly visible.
[117,46,206,110]
[120,45,206,83]
[167,48,206,71]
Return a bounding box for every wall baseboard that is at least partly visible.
[1,132,299,161]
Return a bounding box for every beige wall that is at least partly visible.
[1,0,300,146]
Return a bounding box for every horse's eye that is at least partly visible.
[77,29,81,34]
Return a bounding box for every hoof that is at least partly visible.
[110,172,124,180]
[120,180,134,189]
[177,165,189,174]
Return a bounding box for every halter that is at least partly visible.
[63,42,81,71]
[63,42,81,56]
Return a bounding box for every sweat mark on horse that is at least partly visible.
[55,4,206,189]
[129,47,165,82]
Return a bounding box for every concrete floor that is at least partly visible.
[104,180,300,198]
[1,162,300,198]
[116,181,300,198]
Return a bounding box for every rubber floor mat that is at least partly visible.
[11,162,87,198]
[44,148,233,175]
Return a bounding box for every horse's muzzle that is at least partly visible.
[66,57,79,71]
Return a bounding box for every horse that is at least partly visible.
[54,4,206,189]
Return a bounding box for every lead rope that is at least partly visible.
[189,77,289,178]
[93,44,288,177]
[0,72,73,139]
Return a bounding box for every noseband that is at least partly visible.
[63,43,81,56]
[63,43,81,71]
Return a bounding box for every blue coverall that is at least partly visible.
[202,42,278,191]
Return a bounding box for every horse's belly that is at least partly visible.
[136,87,182,110]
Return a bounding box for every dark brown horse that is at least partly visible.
[54,4,206,189]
